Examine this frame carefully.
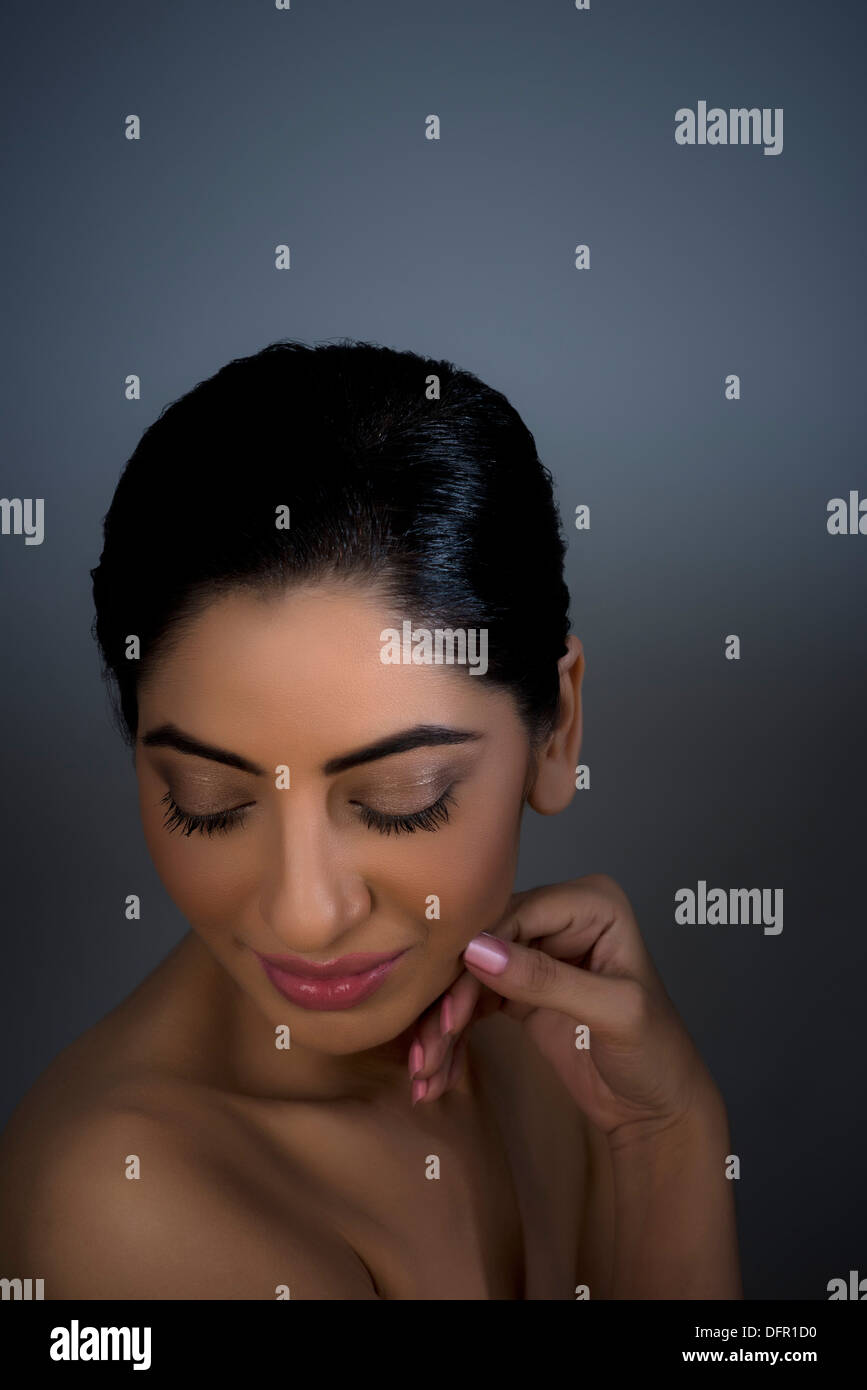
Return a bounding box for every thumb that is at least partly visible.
[462,931,625,1030]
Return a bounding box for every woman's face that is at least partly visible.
[134,580,537,1056]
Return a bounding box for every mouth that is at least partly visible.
[254,948,409,1011]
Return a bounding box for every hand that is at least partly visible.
[407,874,722,1143]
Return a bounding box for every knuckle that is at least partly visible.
[583,872,623,900]
[574,874,636,933]
[619,979,651,1036]
[525,945,558,993]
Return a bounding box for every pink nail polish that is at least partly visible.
[409,1040,424,1078]
[463,932,509,975]
[440,995,454,1036]
[412,1077,428,1106]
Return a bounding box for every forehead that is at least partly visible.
[136,580,518,761]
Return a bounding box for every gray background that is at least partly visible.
[1,0,864,1300]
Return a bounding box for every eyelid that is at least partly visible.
[355,786,457,835]
[159,790,253,837]
[351,776,452,812]
[159,780,461,838]
[346,758,462,797]
[166,789,255,816]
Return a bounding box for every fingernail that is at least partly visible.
[409,1040,424,1078]
[440,995,454,1037]
[412,1077,428,1106]
[463,932,509,975]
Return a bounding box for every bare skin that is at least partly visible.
[0,580,616,1299]
[0,931,613,1299]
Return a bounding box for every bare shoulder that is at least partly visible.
[0,1046,377,1300]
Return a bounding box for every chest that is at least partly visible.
[241,1021,585,1300]
[279,1077,526,1298]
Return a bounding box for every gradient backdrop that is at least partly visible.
[1,0,865,1300]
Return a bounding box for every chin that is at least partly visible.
[306,1001,416,1044]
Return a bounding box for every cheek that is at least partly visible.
[378,785,523,953]
[443,797,523,938]
[442,755,529,938]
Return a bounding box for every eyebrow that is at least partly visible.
[139,722,482,777]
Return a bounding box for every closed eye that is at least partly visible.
[351,787,457,835]
[159,787,458,838]
[159,791,253,837]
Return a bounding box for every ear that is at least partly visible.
[526,634,584,815]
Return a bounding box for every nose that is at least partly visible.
[257,792,371,954]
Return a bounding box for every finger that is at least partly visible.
[445,1032,468,1088]
[408,1006,451,1082]
[461,931,631,1034]
[417,1036,457,1104]
[491,875,657,986]
[415,967,507,1100]
[408,969,479,1084]
[410,962,499,1084]
[440,969,483,1037]
[422,1028,471,1103]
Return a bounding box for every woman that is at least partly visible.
[0,339,742,1299]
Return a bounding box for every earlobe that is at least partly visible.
[526,635,585,815]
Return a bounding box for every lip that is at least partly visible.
[255,948,408,1011]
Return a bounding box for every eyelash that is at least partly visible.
[159,791,251,838]
[158,787,457,839]
[353,787,456,836]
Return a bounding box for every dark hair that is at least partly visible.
[90,338,571,751]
